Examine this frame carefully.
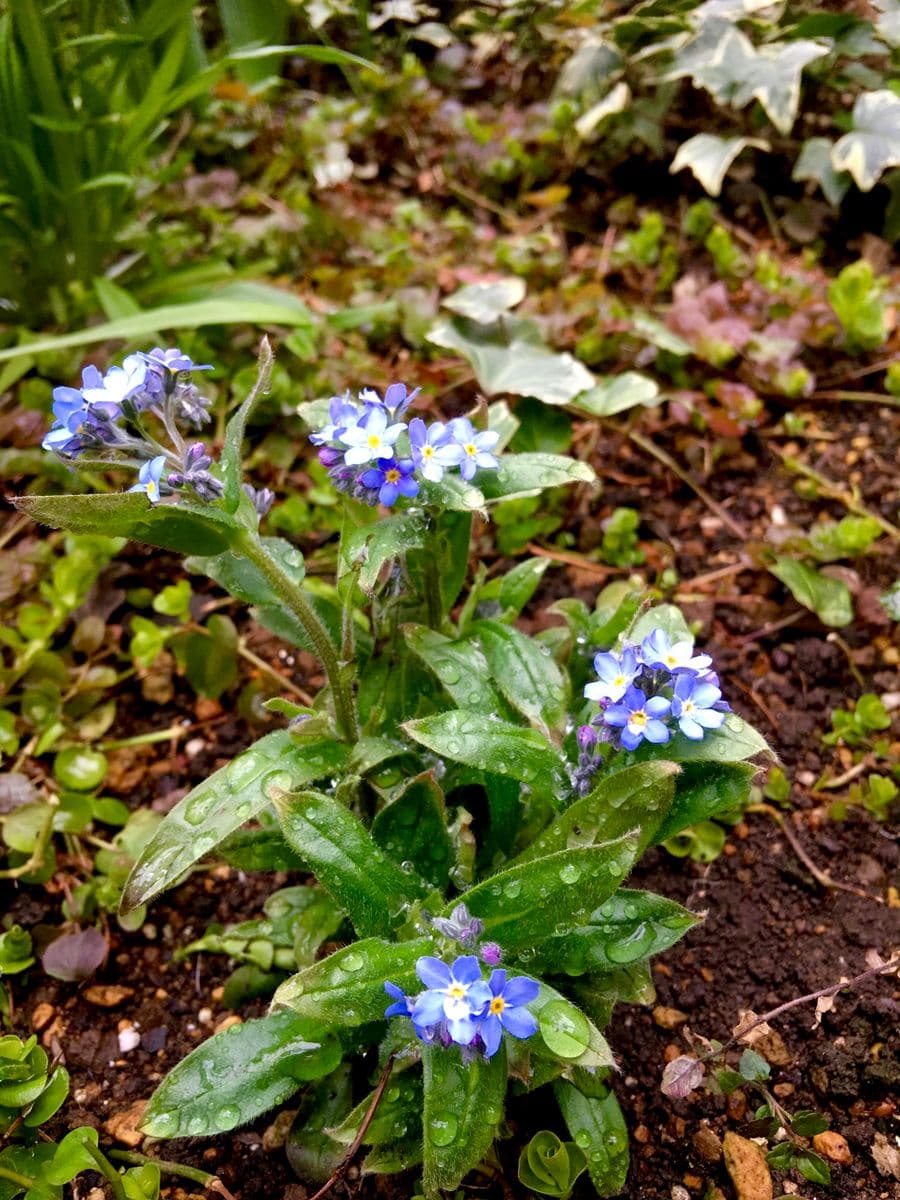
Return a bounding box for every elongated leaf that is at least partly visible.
[517,762,679,863]
[636,714,771,765]
[479,453,596,503]
[654,762,755,843]
[371,772,453,888]
[422,1043,506,1195]
[403,710,568,798]
[186,537,305,605]
[403,626,511,717]
[447,838,640,953]
[272,938,429,1026]
[142,1010,340,1138]
[218,828,304,872]
[275,791,430,938]
[221,337,274,513]
[330,1070,422,1148]
[530,889,698,976]
[572,371,660,417]
[286,1064,353,1187]
[14,494,241,556]
[121,733,348,913]
[340,513,426,595]
[475,618,569,738]
[770,557,853,627]
[554,1081,629,1195]
[0,283,316,363]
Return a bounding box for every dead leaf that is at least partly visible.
[871,1132,900,1180]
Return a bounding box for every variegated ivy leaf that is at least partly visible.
[669,26,827,134]
[873,0,900,47]
[670,134,770,197]
[441,278,525,324]
[793,138,852,207]
[575,83,631,139]
[831,90,900,191]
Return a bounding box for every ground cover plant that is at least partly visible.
[11,343,773,1197]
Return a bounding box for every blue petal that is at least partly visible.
[416,956,451,990]
[480,1014,502,1058]
[451,955,482,985]
[411,990,445,1025]
[500,1007,538,1040]
[502,976,539,1006]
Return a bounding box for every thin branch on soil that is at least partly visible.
[769,446,900,540]
[627,430,749,540]
[750,803,886,905]
[731,610,805,646]
[673,557,753,596]
[308,1054,397,1200]
[813,756,873,791]
[237,640,313,704]
[109,1150,223,1190]
[810,389,899,406]
[525,542,628,580]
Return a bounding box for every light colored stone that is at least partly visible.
[723,1131,773,1200]
[104,1100,148,1148]
[84,985,134,1008]
[653,1005,689,1029]
[813,1131,852,1165]
[31,1003,55,1031]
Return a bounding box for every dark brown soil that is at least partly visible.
[3,398,899,1200]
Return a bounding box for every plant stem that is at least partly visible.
[237,531,358,743]
[84,1141,128,1200]
[108,1150,216,1187]
[308,1054,395,1200]
[0,1166,34,1189]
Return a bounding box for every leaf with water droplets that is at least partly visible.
[329,1071,422,1148]
[403,710,568,799]
[638,715,772,765]
[403,626,512,717]
[528,889,699,977]
[120,732,349,914]
[653,762,755,843]
[275,790,432,938]
[142,1010,340,1139]
[554,1080,629,1195]
[474,619,570,739]
[515,762,679,865]
[479,453,596,503]
[272,938,429,1026]
[444,837,640,954]
[422,1042,506,1194]
[371,771,453,889]
[339,512,426,596]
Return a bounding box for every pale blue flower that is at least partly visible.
[411,955,491,1046]
[128,456,167,504]
[479,970,538,1058]
[603,686,671,751]
[584,646,640,703]
[408,418,464,482]
[340,405,406,465]
[671,674,728,740]
[641,629,712,675]
[448,417,500,481]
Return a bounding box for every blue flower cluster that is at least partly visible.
[310,383,500,506]
[584,628,730,752]
[385,955,538,1059]
[40,349,240,508]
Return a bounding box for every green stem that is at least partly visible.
[108,1150,215,1187]
[420,515,445,630]
[84,1142,128,1200]
[0,1166,35,1189]
[237,531,358,743]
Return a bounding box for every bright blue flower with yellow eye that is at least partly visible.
[479,970,539,1058]
[603,686,671,750]
[448,417,500,481]
[408,418,464,483]
[82,355,147,417]
[340,405,406,466]
[360,458,419,506]
[671,674,728,739]
[411,955,491,1046]
[642,629,712,675]
[128,456,167,504]
[585,646,640,703]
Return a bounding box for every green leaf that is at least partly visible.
[218,828,304,872]
[793,138,851,207]
[636,714,771,765]
[0,283,317,363]
[44,1127,99,1185]
[403,626,511,716]
[475,619,569,738]
[571,372,660,417]
[422,1043,506,1195]
[770,557,854,627]
[427,314,595,406]
[628,603,693,645]
[272,938,429,1027]
[554,1081,629,1196]
[479,453,596,504]
[491,557,550,616]
[441,277,526,323]
[339,513,426,595]
[121,733,348,913]
[403,710,569,798]
[827,260,887,352]
[184,614,238,699]
[14,494,241,557]
[654,762,755,843]
[795,1151,832,1185]
[449,838,640,953]
[790,1110,829,1137]
[220,338,274,513]
[371,771,453,888]
[142,1010,340,1138]
[286,1064,353,1187]
[274,790,430,938]
[23,1067,69,1127]
[518,1130,586,1198]
[330,1070,422,1148]
[832,90,900,191]
[670,134,769,197]
[533,988,613,1068]
[738,1048,771,1082]
[0,1144,58,1200]
[529,889,699,976]
[516,762,679,863]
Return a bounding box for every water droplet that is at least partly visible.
[400,860,415,874]
[385,1087,400,1103]
[441,664,461,685]
[215,1104,241,1128]
[195,834,216,857]
[234,800,253,821]
[574,1130,591,1149]
[182,792,211,826]
[148,1111,178,1137]
[503,879,522,899]
[539,998,591,1059]
[342,951,364,972]
[559,863,581,885]
[590,1150,604,1162]
[606,922,654,964]
[186,1114,208,1136]
[428,1114,458,1146]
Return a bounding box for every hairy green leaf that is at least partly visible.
[422,1043,506,1195]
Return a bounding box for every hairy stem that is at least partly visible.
[108,1150,217,1187]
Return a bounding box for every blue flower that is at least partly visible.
[603,686,671,751]
[128,456,167,504]
[310,393,366,446]
[360,382,420,419]
[641,629,712,675]
[340,405,406,466]
[410,955,491,1046]
[50,386,87,427]
[141,347,212,376]
[448,417,500,481]
[360,458,419,506]
[384,981,413,1019]
[81,355,147,416]
[671,674,728,740]
[408,418,464,483]
[479,970,539,1058]
[584,646,640,703]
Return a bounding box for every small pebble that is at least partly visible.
[197,1006,213,1024]
[692,1125,722,1163]
[654,1006,689,1029]
[117,1027,141,1053]
[671,1187,691,1200]
[214,1014,243,1034]
[813,1131,853,1165]
[85,985,134,1008]
[31,1003,55,1031]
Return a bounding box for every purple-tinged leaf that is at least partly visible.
[41,927,107,982]
[661,1055,705,1099]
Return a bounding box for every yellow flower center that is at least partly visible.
[367,434,381,448]
[464,442,477,456]
[423,446,435,458]
[385,469,400,483]
[489,996,506,1016]
[448,984,466,999]
[613,674,625,688]
[665,653,678,666]
[630,710,647,728]
[682,700,695,713]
